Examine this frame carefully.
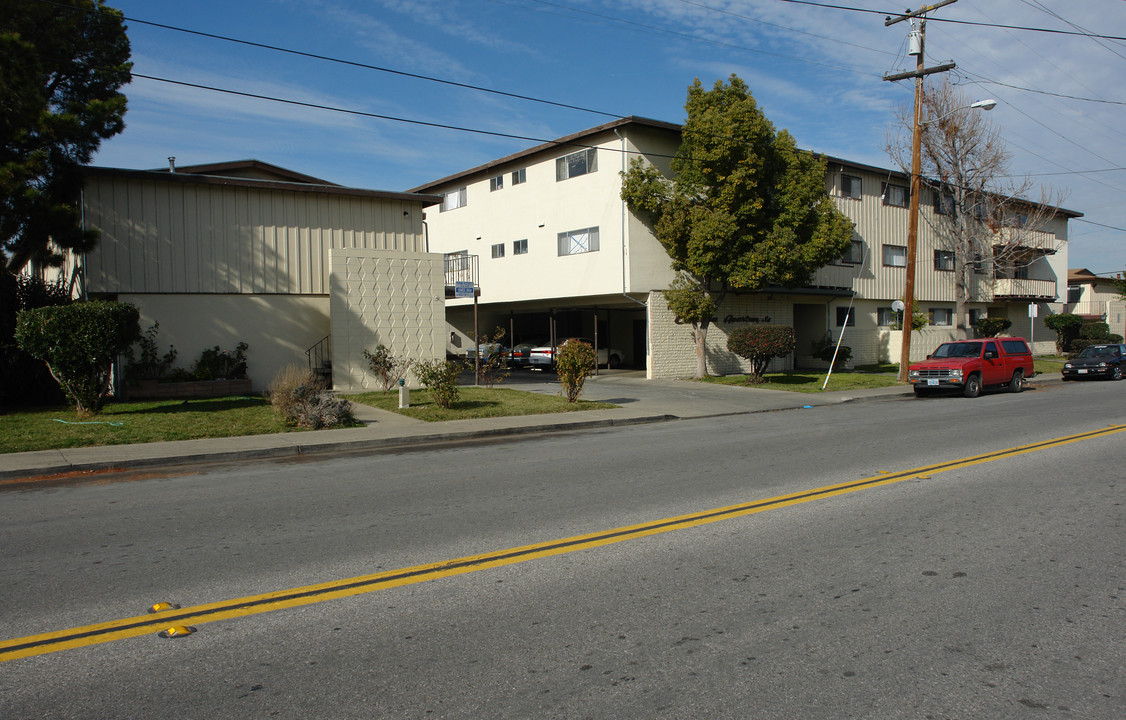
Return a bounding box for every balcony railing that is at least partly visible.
[992,277,1057,300]
[990,226,1058,255]
[1064,301,1109,318]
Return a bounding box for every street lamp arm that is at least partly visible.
[921,99,997,126]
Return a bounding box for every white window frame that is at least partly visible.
[929,308,953,326]
[489,175,503,192]
[511,168,526,185]
[882,244,907,267]
[877,307,898,326]
[441,187,467,212]
[558,226,600,256]
[556,149,597,181]
[513,238,528,255]
[491,243,505,259]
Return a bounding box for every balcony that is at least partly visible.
[992,277,1057,301]
[990,226,1058,256]
[1064,301,1109,319]
[444,253,479,299]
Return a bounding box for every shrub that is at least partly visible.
[124,322,178,383]
[414,359,461,409]
[727,324,797,383]
[267,364,354,429]
[15,300,141,416]
[1,274,70,406]
[975,317,1012,338]
[362,344,414,392]
[1079,321,1111,342]
[556,339,596,402]
[811,333,852,370]
[1044,313,1083,353]
[192,342,248,380]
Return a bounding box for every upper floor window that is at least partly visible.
[883,244,907,267]
[513,239,528,255]
[934,250,955,271]
[511,168,527,185]
[933,190,954,215]
[841,174,862,200]
[557,149,597,181]
[491,243,505,259]
[882,183,909,208]
[558,226,599,256]
[489,175,503,192]
[838,240,864,265]
[441,187,467,212]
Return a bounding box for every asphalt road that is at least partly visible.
[1,380,1124,719]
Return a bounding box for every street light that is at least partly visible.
[897,97,998,381]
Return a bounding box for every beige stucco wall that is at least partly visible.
[118,293,330,393]
[329,249,445,391]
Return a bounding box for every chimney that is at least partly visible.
[168,157,176,173]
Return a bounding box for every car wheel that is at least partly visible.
[1008,369,1024,393]
[962,373,982,398]
[913,387,930,398]
[1113,365,1123,381]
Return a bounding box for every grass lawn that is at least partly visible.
[699,365,903,393]
[0,396,300,454]
[1034,355,1067,375]
[349,386,615,422]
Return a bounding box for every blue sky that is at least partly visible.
[91,0,1126,275]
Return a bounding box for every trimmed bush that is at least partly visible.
[975,317,1012,338]
[15,300,141,416]
[556,339,596,402]
[727,324,797,383]
[1044,313,1083,353]
[414,359,461,409]
[812,333,852,370]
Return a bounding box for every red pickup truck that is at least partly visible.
[908,337,1034,398]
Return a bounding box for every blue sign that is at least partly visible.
[454,281,475,298]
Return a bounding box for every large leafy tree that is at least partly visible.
[622,75,854,378]
[1,0,131,274]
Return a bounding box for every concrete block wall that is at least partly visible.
[648,291,795,378]
[329,249,445,391]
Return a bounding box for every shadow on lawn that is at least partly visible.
[108,397,268,415]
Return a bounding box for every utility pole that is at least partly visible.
[885,1,957,381]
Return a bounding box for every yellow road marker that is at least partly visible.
[3,423,1123,663]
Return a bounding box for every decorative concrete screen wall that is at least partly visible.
[329,249,445,391]
[647,291,796,378]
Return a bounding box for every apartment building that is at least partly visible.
[414,116,1080,378]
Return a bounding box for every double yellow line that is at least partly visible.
[4,424,1123,662]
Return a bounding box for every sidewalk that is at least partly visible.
[1,373,916,482]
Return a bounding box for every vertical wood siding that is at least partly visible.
[82,175,427,295]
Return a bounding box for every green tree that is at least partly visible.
[15,300,140,416]
[1,0,131,274]
[622,75,854,378]
[1043,312,1082,354]
[555,339,597,402]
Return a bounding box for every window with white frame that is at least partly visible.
[930,308,953,326]
[556,149,597,181]
[511,168,526,185]
[934,250,955,271]
[491,243,505,259]
[883,244,907,267]
[836,306,855,327]
[969,309,985,326]
[882,183,909,208]
[838,239,864,265]
[558,226,599,256]
[441,187,467,211]
[489,175,503,192]
[513,239,528,255]
[841,174,862,199]
[877,307,898,326]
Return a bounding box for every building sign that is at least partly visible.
[455,281,475,299]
